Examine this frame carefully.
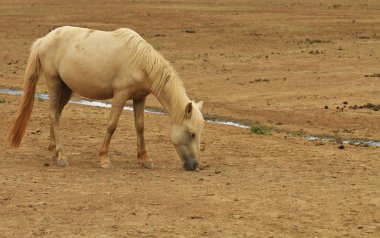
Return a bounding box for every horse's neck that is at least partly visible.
[155,81,189,124]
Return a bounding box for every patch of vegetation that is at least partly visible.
[250,123,272,135]
[328,4,342,9]
[0,98,5,103]
[37,94,44,102]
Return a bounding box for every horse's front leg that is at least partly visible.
[98,93,128,169]
[133,97,153,169]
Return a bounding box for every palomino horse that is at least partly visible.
[8,26,204,171]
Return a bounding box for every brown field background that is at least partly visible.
[0,0,379,237]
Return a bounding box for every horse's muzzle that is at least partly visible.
[183,159,199,171]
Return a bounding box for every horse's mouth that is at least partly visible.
[183,159,199,171]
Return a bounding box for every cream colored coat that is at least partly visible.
[9,26,204,171]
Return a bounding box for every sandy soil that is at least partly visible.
[1,0,380,237]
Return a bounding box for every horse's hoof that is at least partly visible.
[57,159,69,167]
[142,161,154,169]
[100,162,113,169]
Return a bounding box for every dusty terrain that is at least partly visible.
[0,0,379,237]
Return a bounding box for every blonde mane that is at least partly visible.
[113,28,203,129]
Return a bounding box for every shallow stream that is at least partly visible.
[1,88,378,147]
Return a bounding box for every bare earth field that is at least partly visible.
[0,0,379,237]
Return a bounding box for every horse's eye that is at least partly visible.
[190,133,196,138]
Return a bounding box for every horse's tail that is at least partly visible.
[8,38,43,148]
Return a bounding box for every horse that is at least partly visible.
[8,26,204,171]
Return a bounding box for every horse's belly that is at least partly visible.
[68,83,113,100]
[61,73,114,100]
[58,57,118,100]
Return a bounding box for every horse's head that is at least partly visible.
[171,101,204,171]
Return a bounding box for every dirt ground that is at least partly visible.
[0,0,379,237]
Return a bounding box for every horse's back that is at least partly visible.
[39,26,125,63]
[38,26,134,99]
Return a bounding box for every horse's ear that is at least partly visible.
[185,102,193,118]
[196,101,203,111]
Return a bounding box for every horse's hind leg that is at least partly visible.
[46,76,69,166]
[48,83,72,152]
[98,92,129,169]
[133,97,153,169]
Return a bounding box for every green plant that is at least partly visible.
[37,94,44,102]
[250,123,272,135]
[0,98,5,103]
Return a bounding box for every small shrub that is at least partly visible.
[250,123,272,135]
[0,98,5,103]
